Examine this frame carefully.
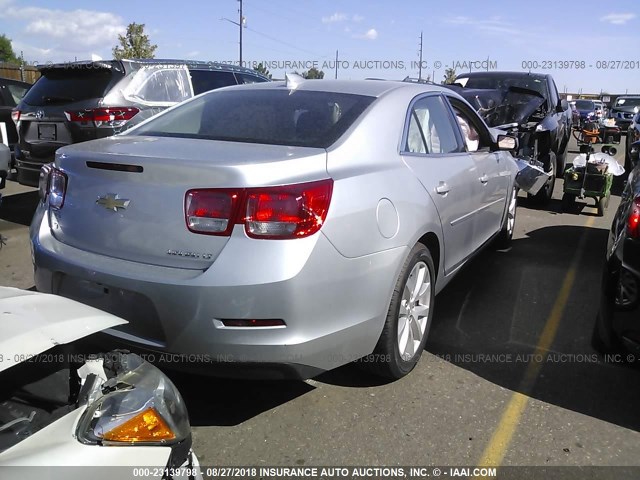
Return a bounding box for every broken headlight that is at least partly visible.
[76,354,190,446]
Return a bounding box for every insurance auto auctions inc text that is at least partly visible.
[218,59,499,71]
[204,466,497,479]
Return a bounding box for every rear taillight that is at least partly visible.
[185,189,242,236]
[64,107,139,128]
[184,179,333,239]
[628,197,640,238]
[245,181,333,239]
[11,109,20,124]
[49,168,68,210]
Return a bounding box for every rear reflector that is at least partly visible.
[221,319,286,327]
[628,197,640,238]
[11,109,20,124]
[185,179,333,239]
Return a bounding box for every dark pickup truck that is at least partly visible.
[449,71,572,204]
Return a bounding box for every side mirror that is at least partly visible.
[631,141,640,167]
[557,99,568,113]
[497,134,518,151]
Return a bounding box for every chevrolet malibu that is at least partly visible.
[0,287,201,479]
[31,77,521,380]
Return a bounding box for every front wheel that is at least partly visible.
[495,186,517,249]
[533,152,556,204]
[367,244,435,379]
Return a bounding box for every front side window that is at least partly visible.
[236,73,269,85]
[404,96,459,154]
[189,70,238,95]
[448,98,491,153]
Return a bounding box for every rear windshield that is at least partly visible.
[132,88,376,148]
[22,67,124,105]
[575,100,595,110]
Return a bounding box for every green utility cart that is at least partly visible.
[561,144,613,217]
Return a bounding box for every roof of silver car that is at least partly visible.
[225,78,456,98]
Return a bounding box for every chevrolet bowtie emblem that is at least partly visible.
[96,193,130,212]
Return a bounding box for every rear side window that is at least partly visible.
[22,68,123,105]
[5,84,28,106]
[123,66,193,105]
[189,70,238,95]
[132,89,375,148]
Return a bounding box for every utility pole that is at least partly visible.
[418,31,423,81]
[335,50,338,79]
[238,0,243,66]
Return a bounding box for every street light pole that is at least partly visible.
[238,0,243,66]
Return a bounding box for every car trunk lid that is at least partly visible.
[51,135,328,269]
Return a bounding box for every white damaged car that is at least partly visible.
[0,287,202,480]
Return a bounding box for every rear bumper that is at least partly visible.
[31,205,405,377]
[15,156,46,187]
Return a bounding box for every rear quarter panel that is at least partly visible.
[323,88,445,281]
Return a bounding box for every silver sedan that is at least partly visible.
[31,76,520,380]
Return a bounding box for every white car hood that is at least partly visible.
[0,287,127,373]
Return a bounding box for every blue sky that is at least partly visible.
[1,0,638,93]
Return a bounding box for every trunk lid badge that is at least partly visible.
[96,193,130,212]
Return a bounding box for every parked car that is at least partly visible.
[13,59,269,187]
[451,71,571,203]
[31,78,528,380]
[592,142,640,356]
[610,96,640,130]
[573,99,597,124]
[0,287,201,478]
[0,77,30,168]
[593,99,606,120]
[626,112,640,171]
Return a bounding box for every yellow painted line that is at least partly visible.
[478,217,596,468]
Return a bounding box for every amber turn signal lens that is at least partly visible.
[102,408,176,443]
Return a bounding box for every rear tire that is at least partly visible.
[591,311,623,354]
[561,192,575,211]
[367,244,435,379]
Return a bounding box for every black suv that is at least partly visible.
[450,71,571,203]
[13,59,269,186]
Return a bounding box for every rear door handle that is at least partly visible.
[479,174,489,184]
[435,182,450,195]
